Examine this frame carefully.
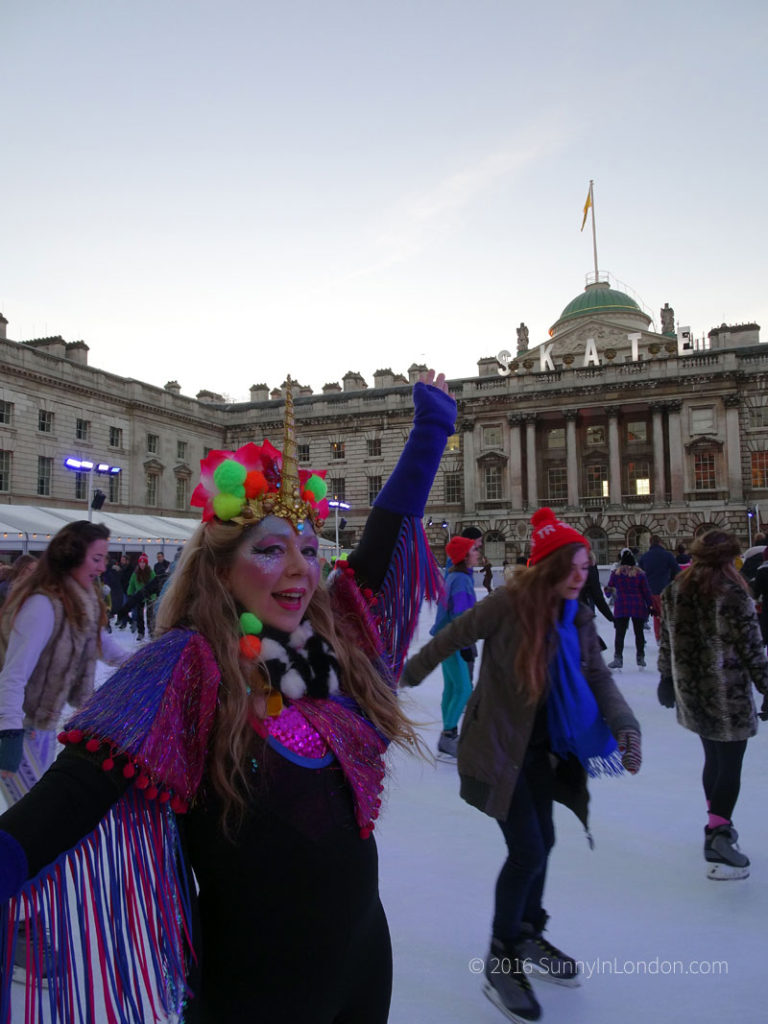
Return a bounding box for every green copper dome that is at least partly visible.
[557,283,641,323]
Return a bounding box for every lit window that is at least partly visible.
[586,425,605,446]
[329,478,346,501]
[751,452,768,489]
[330,441,345,461]
[627,460,651,495]
[446,434,461,453]
[694,452,716,490]
[585,464,608,498]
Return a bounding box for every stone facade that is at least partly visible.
[1,282,766,562]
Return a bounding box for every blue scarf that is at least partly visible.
[546,600,622,777]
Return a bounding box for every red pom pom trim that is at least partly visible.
[86,738,101,753]
[102,757,114,772]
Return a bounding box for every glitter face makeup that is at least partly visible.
[227,515,321,633]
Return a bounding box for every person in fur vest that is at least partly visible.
[0,521,129,799]
[657,529,768,880]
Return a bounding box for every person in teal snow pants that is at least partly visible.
[433,535,480,757]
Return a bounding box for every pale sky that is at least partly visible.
[2,0,766,400]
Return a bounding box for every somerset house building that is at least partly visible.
[0,276,765,565]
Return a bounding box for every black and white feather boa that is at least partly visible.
[260,620,341,700]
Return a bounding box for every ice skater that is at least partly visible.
[657,529,768,880]
[0,370,455,1023]
[403,507,641,1022]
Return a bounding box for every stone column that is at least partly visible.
[524,414,538,509]
[565,410,579,509]
[724,394,743,501]
[606,406,622,507]
[650,403,666,503]
[460,419,477,516]
[667,401,684,502]
[508,414,524,509]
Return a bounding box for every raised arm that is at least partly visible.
[339,371,456,679]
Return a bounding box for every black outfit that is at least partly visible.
[701,737,748,821]
[751,561,768,644]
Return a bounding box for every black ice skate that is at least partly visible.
[704,824,750,880]
[514,927,580,987]
[483,939,541,1022]
[607,656,622,670]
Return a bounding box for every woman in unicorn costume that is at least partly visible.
[0,370,455,1024]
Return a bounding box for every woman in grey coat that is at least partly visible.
[403,508,641,1024]
[658,529,768,880]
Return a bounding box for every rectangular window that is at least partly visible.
[297,443,310,463]
[146,473,159,506]
[0,450,11,491]
[147,433,159,454]
[546,427,565,449]
[445,471,463,504]
[0,401,13,425]
[330,441,345,461]
[176,440,187,461]
[367,475,382,505]
[547,465,568,501]
[752,451,768,489]
[626,421,647,442]
[75,472,88,500]
[691,406,716,434]
[109,426,123,448]
[585,463,608,498]
[38,410,54,433]
[694,452,716,490]
[109,474,121,504]
[366,438,382,458]
[176,476,190,510]
[329,477,346,502]
[37,456,52,496]
[483,465,502,501]
[75,418,90,441]
[445,433,461,453]
[627,460,651,495]
[586,425,605,446]
[483,425,502,449]
[749,407,768,429]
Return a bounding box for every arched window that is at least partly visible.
[626,525,651,554]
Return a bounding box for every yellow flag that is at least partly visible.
[580,188,592,231]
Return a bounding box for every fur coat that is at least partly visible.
[658,576,768,741]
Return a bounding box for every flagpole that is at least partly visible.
[589,180,599,281]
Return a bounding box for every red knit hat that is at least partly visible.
[446,535,477,564]
[529,508,589,565]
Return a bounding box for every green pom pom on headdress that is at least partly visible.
[303,474,327,501]
[212,493,244,521]
[214,459,247,495]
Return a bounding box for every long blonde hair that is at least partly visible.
[507,543,586,705]
[155,519,421,828]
